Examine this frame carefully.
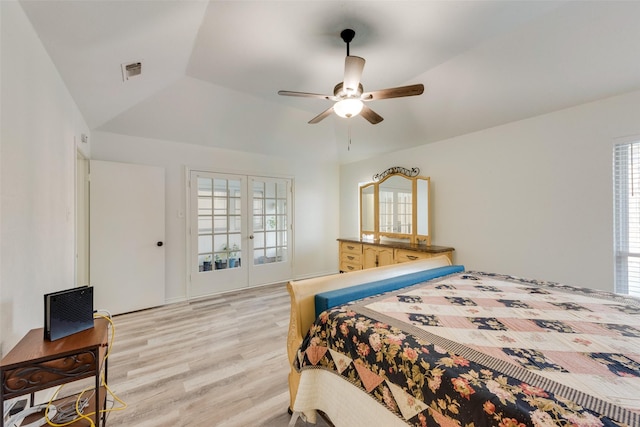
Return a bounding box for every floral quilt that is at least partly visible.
[294,271,640,427]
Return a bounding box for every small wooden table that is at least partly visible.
[1,318,109,426]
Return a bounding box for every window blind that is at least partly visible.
[614,141,640,296]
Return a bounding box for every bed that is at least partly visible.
[286,257,640,427]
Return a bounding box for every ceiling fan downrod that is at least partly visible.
[340,28,356,56]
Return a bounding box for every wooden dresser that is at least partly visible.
[338,238,454,273]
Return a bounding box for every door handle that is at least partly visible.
[249,235,254,240]
[157,241,164,247]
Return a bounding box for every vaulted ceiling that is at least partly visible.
[19,1,640,163]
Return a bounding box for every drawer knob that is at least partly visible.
[407,255,418,260]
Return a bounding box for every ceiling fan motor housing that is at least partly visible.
[334,82,363,98]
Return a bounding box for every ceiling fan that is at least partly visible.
[278,29,424,125]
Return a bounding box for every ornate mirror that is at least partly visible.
[359,167,430,244]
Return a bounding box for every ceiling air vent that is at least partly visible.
[121,61,142,81]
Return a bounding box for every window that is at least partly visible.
[614,140,640,296]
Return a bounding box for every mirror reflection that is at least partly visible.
[361,184,375,233]
[416,179,429,236]
[379,176,412,234]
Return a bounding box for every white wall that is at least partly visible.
[91,132,339,303]
[341,90,640,292]
[1,1,90,355]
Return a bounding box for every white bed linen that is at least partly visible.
[292,369,406,427]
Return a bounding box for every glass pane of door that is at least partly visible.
[197,176,243,272]
[252,180,288,265]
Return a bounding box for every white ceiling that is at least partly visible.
[19,1,640,163]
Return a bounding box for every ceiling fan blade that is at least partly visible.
[360,104,383,124]
[278,90,333,100]
[343,56,365,94]
[361,84,424,101]
[308,106,335,124]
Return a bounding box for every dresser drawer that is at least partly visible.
[339,261,362,272]
[340,252,361,265]
[340,241,362,255]
[395,249,432,263]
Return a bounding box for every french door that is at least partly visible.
[189,171,293,298]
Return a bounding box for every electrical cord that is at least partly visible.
[94,312,128,414]
[45,384,95,427]
[51,398,89,423]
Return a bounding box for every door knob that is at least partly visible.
[249,235,254,240]
[157,241,164,247]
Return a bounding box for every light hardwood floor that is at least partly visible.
[102,283,331,427]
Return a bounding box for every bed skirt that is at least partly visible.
[291,369,407,427]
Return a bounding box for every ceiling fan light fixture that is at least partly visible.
[334,98,364,118]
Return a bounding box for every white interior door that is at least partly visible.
[90,160,165,314]
[189,172,292,298]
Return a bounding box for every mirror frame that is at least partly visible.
[359,167,431,245]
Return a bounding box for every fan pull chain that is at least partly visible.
[348,121,352,151]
